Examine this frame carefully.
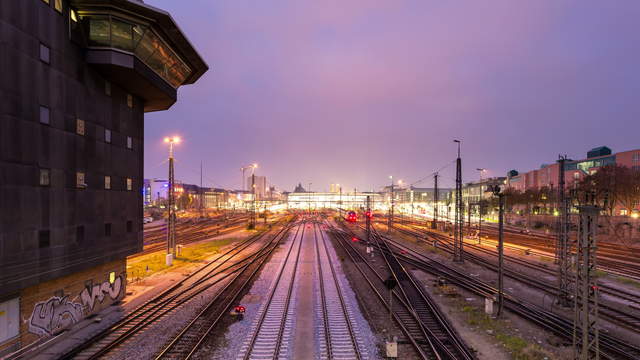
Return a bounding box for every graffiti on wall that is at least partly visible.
[28,274,124,336]
[28,296,84,336]
[80,275,123,311]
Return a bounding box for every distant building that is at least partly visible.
[293,183,307,193]
[461,177,506,204]
[247,175,267,199]
[507,146,640,192]
[0,0,206,353]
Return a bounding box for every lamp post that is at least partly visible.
[240,163,258,191]
[490,184,505,317]
[388,176,394,232]
[163,136,180,261]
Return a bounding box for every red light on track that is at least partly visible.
[351,237,358,242]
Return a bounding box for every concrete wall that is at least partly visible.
[0,259,126,354]
[0,0,143,296]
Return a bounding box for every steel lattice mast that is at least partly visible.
[573,203,600,359]
[556,155,572,306]
[453,140,464,263]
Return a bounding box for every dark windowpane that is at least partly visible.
[39,106,50,124]
[105,223,112,236]
[112,19,133,51]
[39,43,50,63]
[39,230,50,248]
[89,18,110,47]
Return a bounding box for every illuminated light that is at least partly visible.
[70,9,78,22]
[163,137,170,143]
[351,237,358,242]
[632,213,639,219]
[173,136,181,143]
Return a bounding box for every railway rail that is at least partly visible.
[327,220,475,360]
[236,222,306,360]
[357,223,640,360]
[58,221,292,360]
[313,222,366,360]
[383,222,640,333]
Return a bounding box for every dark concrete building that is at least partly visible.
[0,0,206,352]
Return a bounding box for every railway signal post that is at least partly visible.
[556,155,572,307]
[432,173,438,229]
[490,185,505,316]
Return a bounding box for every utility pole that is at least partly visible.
[453,140,464,263]
[573,202,600,360]
[468,201,472,236]
[199,161,204,218]
[308,182,312,215]
[388,176,394,232]
[491,185,505,317]
[557,155,571,307]
[366,195,371,244]
[250,174,256,229]
[432,173,439,229]
[164,136,180,260]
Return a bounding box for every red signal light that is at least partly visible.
[351,237,358,242]
[235,305,246,313]
[365,211,372,218]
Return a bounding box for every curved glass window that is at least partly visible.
[85,15,191,88]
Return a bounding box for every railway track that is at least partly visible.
[368,226,640,360]
[152,222,296,360]
[386,222,640,333]
[236,222,306,360]
[59,221,291,360]
[327,221,474,360]
[313,222,366,360]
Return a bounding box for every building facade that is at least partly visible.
[0,0,206,353]
[507,146,640,191]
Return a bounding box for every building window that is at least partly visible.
[104,176,111,190]
[76,171,86,188]
[39,43,50,64]
[39,168,51,186]
[127,94,133,108]
[39,105,50,125]
[77,226,84,244]
[38,230,50,248]
[76,119,85,135]
[621,209,628,216]
[54,0,62,13]
[105,80,111,96]
[105,223,112,236]
[109,271,116,284]
[105,129,112,143]
[126,136,132,149]
[126,178,132,191]
[126,220,133,233]
[633,153,640,162]
[573,173,580,180]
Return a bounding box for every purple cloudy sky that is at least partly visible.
[144,0,640,192]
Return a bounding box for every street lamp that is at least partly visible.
[163,136,180,262]
[241,163,258,191]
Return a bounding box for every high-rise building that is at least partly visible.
[248,175,267,200]
[0,0,207,353]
